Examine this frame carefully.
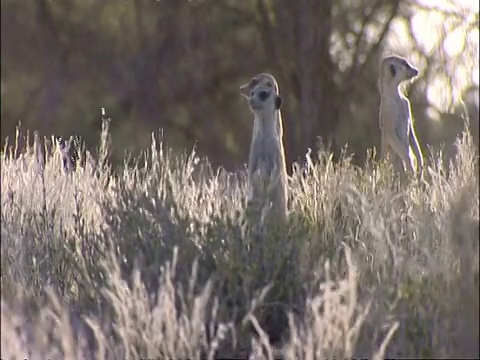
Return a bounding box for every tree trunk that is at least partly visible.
[259,0,340,169]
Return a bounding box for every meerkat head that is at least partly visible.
[240,73,280,98]
[381,55,419,89]
[240,73,282,114]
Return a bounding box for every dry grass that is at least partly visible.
[1,117,478,359]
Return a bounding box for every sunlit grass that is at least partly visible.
[1,116,478,359]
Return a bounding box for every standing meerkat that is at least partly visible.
[378,55,424,177]
[240,73,288,223]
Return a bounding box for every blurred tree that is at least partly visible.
[1,0,478,170]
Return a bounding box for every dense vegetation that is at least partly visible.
[1,116,478,359]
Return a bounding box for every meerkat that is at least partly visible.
[378,55,424,177]
[240,73,288,223]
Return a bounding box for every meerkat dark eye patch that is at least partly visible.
[266,81,272,88]
[275,95,282,109]
[389,64,396,77]
[258,90,270,101]
[251,78,259,87]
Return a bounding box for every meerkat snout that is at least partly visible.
[409,67,418,77]
[403,63,418,79]
[257,90,269,101]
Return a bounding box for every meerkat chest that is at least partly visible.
[259,134,281,155]
[250,134,282,174]
[381,97,409,127]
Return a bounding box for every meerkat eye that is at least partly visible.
[258,90,270,101]
[266,81,272,88]
[389,64,396,77]
[251,78,259,87]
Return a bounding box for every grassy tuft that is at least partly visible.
[1,118,478,359]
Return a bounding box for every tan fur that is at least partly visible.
[240,73,288,223]
[378,55,424,178]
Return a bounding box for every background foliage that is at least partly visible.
[1,0,478,169]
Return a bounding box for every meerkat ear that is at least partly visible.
[389,64,396,77]
[275,95,282,110]
[240,85,250,98]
